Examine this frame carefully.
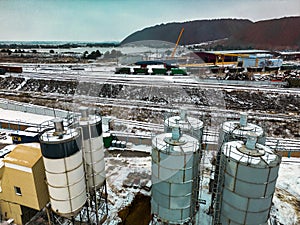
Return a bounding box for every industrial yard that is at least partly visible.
[1,0,300,224]
[0,41,300,225]
[0,102,299,225]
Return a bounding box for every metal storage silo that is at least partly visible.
[151,126,200,224]
[77,107,106,192]
[218,133,281,225]
[164,110,204,142]
[219,112,265,146]
[211,113,266,221]
[40,119,87,218]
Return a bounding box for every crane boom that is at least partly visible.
[171,28,184,58]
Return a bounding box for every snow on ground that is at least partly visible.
[270,158,300,224]
[0,108,54,125]
[15,76,29,91]
[272,192,299,225]
[277,158,300,199]
[125,144,152,153]
[104,154,151,224]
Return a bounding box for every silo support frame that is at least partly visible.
[91,180,109,223]
[79,182,108,224]
[46,207,77,225]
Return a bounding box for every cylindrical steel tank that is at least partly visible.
[219,113,266,146]
[40,118,87,218]
[219,134,281,225]
[212,113,266,222]
[164,110,204,142]
[151,127,200,224]
[77,107,106,192]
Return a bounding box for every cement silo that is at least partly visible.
[164,110,204,142]
[40,118,87,218]
[77,107,106,192]
[219,112,266,146]
[218,133,281,225]
[211,113,266,219]
[151,126,200,224]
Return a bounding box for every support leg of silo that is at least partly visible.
[79,212,82,225]
[104,181,109,214]
[94,193,99,224]
[46,205,51,225]
[86,201,91,225]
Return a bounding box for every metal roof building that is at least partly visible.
[0,144,49,225]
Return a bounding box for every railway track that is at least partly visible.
[1,69,300,151]
[1,89,299,152]
[20,71,300,94]
[112,119,300,152]
[1,88,300,123]
[111,130,300,152]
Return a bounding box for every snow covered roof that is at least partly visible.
[10,130,40,137]
[78,114,101,126]
[277,51,300,55]
[222,140,280,167]
[3,143,41,168]
[40,127,79,143]
[0,107,54,125]
[222,121,264,138]
[152,133,199,154]
[208,49,272,54]
[164,115,204,130]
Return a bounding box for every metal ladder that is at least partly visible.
[212,151,226,225]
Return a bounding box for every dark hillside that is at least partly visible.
[121,17,300,50]
[121,19,252,45]
[227,17,300,49]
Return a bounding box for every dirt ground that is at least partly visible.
[118,193,151,225]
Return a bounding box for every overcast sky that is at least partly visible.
[0,0,299,42]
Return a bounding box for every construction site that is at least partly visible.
[0,98,299,225]
[0,38,299,225]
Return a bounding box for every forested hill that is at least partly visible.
[226,17,300,50]
[121,17,300,50]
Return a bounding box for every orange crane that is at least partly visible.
[171,28,184,58]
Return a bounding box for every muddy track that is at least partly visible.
[275,188,300,224]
